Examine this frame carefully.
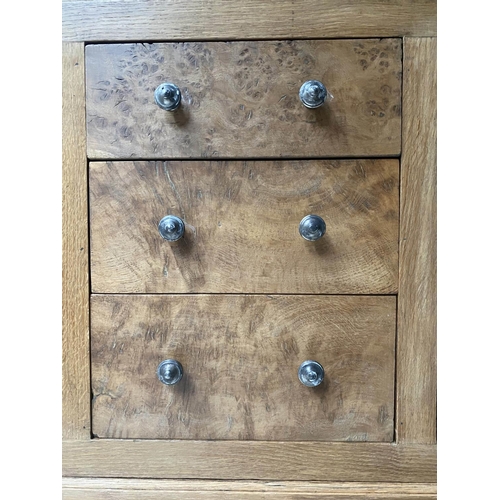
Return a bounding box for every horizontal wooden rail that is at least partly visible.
[63,0,436,42]
[63,440,436,482]
[62,478,437,499]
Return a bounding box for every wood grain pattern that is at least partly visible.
[63,0,437,42]
[91,294,396,441]
[62,478,437,499]
[61,4,438,486]
[62,42,91,440]
[396,38,437,444]
[90,159,399,294]
[62,440,437,482]
[85,40,402,159]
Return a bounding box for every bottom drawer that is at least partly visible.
[91,295,396,441]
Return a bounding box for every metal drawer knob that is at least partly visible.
[158,215,185,241]
[299,80,328,108]
[299,214,326,241]
[157,359,183,385]
[298,360,324,387]
[154,82,182,111]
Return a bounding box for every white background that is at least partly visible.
[1,2,499,497]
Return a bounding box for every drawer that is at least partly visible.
[89,159,399,294]
[91,294,396,441]
[86,39,401,159]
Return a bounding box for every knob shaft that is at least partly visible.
[158,215,185,241]
[298,360,324,387]
[154,82,182,111]
[299,80,328,108]
[157,359,183,385]
[299,215,326,241]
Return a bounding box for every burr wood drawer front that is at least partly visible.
[90,294,396,441]
[85,39,402,159]
[89,159,399,294]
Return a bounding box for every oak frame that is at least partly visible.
[62,1,436,492]
[62,0,436,42]
[63,478,437,500]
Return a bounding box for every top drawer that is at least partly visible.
[86,39,402,159]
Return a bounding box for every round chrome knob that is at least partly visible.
[157,359,183,385]
[299,80,328,108]
[299,215,326,241]
[158,215,185,241]
[298,360,324,387]
[154,82,182,111]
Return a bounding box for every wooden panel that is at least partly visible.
[85,40,402,159]
[91,295,396,441]
[62,478,437,499]
[62,42,91,440]
[396,38,437,444]
[62,441,437,482]
[90,159,399,294]
[63,0,437,42]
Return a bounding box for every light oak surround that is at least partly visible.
[62,0,437,496]
[62,0,437,42]
[62,441,436,482]
[62,42,91,440]
[62,478,437,499]
[397,37,437,444]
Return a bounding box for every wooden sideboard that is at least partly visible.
[62,1,436,498]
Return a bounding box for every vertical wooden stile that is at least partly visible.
[62,42,91,440]
[397,37,437,444]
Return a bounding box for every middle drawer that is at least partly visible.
[90,159,399,294]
